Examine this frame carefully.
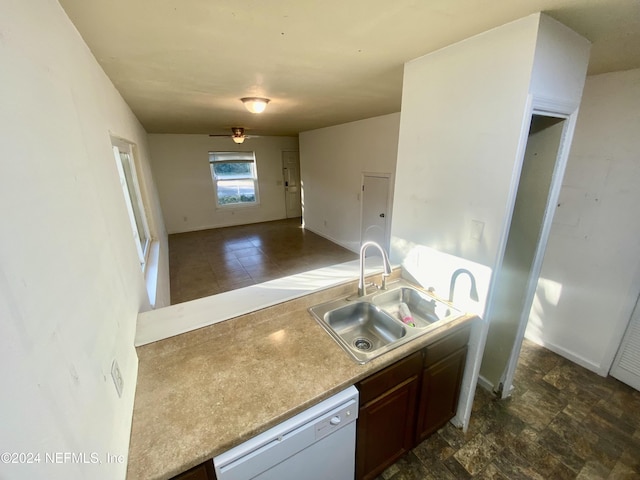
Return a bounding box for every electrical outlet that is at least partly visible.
[111,359,124,398]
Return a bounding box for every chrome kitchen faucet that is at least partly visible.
[357,241,392,297]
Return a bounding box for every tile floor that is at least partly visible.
[168,217,358,304]
[377,339,640,480]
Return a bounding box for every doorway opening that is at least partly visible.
[480,114,569,397]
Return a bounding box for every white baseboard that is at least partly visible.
[524,333,607,376]
[167,215,289,235]
[303,225,358,253]
[476,374,495,393]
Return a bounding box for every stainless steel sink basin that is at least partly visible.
[372,287,460,328]
[326,302,406,351]
[310,299,407,363]
[309,279,465,364]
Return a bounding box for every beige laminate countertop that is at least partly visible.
[126,273,476,480]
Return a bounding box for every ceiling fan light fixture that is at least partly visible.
[241,97,270,114]
[232,135,245,144]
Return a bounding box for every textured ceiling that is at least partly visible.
[59,0,640,136]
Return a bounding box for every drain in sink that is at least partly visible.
[353,338,372,351]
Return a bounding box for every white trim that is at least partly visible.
[304,225,358,254]
[112,144,151,268]
[500,108,578,398]
[452,316,489,430]
[214,199,261,210]
[144,240,160,308]
[209,151,261,209]
[476,373,495,392]
[525,332,607,376]
[531,95,579,116]
[110,134,160,309]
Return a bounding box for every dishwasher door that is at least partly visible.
[214,386,359,480]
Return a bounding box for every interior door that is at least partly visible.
[282,151,302,218]
[361,174,391,250]
[611,295,640,390]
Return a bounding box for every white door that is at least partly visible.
[282,151,302,218]
[361,174,391,250]
[611,295,640,390]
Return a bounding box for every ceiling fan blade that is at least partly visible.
[209,127,248,139]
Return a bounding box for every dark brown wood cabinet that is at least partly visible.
[170,460,216,480]
[416,344,468,442]
[356,325,471,480]
[356,352,422,480]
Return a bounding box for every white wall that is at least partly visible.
[390,11,591,421]
[0,1,168,478]
[530,14,591,109]
[299,113,401,252]
[391,12,540,428]
[391,16,539,272]
[148,134,299,234]
[526,68,640,375]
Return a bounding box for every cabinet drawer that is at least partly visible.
[357,352,422,404]
[423,325,471,366]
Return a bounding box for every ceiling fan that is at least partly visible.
[209,127,259,144]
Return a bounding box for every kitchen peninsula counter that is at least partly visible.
[127,272,476,479]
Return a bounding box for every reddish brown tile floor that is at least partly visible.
[169,217,358,304]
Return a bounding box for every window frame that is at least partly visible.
[112,138,151,270]
[209,151,260,208]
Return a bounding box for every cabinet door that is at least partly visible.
[416,346,467,443]
[356,375,419,480]
[171,460,216,480]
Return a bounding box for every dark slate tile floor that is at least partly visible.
[377,339,640,480]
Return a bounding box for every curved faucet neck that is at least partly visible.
[358,241,392,297]
[448,268,479,303]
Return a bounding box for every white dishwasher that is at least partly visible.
[213,385,359,480]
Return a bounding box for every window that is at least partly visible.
[112,139,151,269]
[209,151,259,207]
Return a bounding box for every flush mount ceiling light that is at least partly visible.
[241,97,270,114]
